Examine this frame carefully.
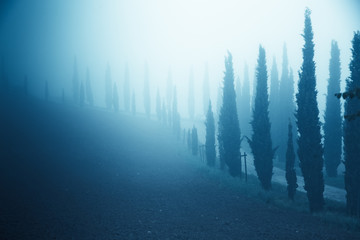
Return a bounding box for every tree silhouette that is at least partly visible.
[248,46,275,190]
[218,51,241,177]
[343,31,360,217]
[296,9,324,212]
[286,120,298,200]
[324,41,342,177]
[205,101,216,167]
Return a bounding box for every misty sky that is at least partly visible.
[1,0,359,117]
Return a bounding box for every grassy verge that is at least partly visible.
[176,142,360,232]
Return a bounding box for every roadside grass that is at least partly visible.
[176,142,360,232]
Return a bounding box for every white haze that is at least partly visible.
[0,0,359,118]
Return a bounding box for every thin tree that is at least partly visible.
[278,44,296,162]
[113,82,119,112]
[240,63,251,142]
[344,31,360,217]
[124,64,130,112]
[269,57,280,160]
[72,57,79,104]
[248,46,275,190]
[205,101,216,167]
[85,68,94,106]
[105,63,112,109]
[324,41,342,177]
[203,63,210,116]
[192,126,198,156]
[296,9,324,212]
[144,62,151,118]
[188,66,195,120]
[218,51,241,177]
[156,88,162,121]
[286,120,298,200]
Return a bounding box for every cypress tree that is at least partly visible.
[296,9,324,212]
[344,31,360,217]
[286,120,298,200]
[278,44,296,162]
[248,46,275,190]
[240,64,251,142]
[188,67,195,120]
[218,51,241,177]
[132,91,136,115]
[72,57,79,104]
[124,64,130,112]
[156,88,161,121]
[113,82,119,112]
[324,41,342,177]
[144,62,151,118]
[203,63,210,116]
[85,68,94,106]
[192,126,198,156]
[205,101,216,167]
[79,81,85,107]
[105,63,112,109]
[269,57,280,160]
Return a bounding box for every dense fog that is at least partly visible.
[1,0,359,117]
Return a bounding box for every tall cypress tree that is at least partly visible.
[85,68,94,106]
[156,88,162,121]
[72,57,79,104]
[144,62,151,118]
[105,63,112,109]
[205,101,216,167]
[296,9,324,212]
[113,82,119,112]
[344,31,360,217]
[324,41,342,177]
[203,63,210,116]
[240,64,251,142]
[248,46,275,190]
[188,67,195,120]
[286,120,298,200]
[270,57,280,160]
[278,44,296,162]
[218,51,241,177]
[124,64,130,112]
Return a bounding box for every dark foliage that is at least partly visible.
[248,46,275,190]
[296,9,324,212]
[218,51,241,177]
[205,101,216,167]
[191,126,198,156]
[285,120,298,200]
[344,31,360,217]
[324,41,342,177]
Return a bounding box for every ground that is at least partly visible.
[0,92,359,239]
